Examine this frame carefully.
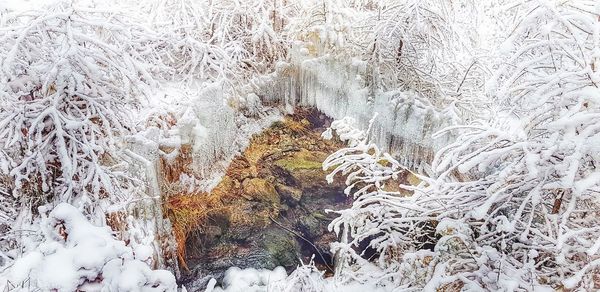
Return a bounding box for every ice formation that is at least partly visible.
[255,45,457,171]
[126,82,283,193]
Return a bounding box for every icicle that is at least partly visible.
[253,44,456,170]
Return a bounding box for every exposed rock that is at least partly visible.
[275,183,302,206]
[178,108,349,287]
[241,178,280,205]
[299,212,327,240]
[262,229,301,268]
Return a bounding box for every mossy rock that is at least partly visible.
[241,178,280,205]
[261,229,301,268]
[298,212,326,240]
[274,149,324,172]
[275,183,303,206]
[275,158,322,171]
[237,166,258,181]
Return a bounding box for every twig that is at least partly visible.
[456,61,476,93]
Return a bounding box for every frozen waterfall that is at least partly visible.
[255,46,456,171]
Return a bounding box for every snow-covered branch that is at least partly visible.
[0,1,162,226]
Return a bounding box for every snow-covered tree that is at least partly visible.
[429,1,600,289]
[139,0,231,84]
[140,0,293,85]
[0,1,161,225]
[368,0,487,119]
[323,1,600,290]
[284,0,486,124]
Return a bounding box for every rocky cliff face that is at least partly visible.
[172,108,349,288]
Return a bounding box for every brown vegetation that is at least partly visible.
[161,108,342,270]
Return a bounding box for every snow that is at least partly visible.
[208,266,287,292]
[2,203,177,291]
[204,265,390,292]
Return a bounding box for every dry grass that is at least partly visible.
[163,192,223,271]
[159,141,222,270]
[160,144,241,270]
[160,144,194,185]
[282,118,310,136]
[437,280,464,292]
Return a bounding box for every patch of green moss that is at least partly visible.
[298,212,328,239]
[311,211,327,220]
[275,158,323,171]
[275,150,325,171]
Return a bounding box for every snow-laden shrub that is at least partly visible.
[268,260,327,292]
[3,203,176,291]
[428,1,600,289]
[0,0,173,268]
[323,116,428,288]
[372,1,472,95]
[139,0,291,85]
[324,116,416,265]
[0,1,161,219]
[285,0,484,121]
[140,0,230,83]
[323,117,556,290]
[323,1,600,290]
[286,0,364,57]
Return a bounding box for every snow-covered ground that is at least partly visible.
[204,265,389,292]
[0,204,176,291]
